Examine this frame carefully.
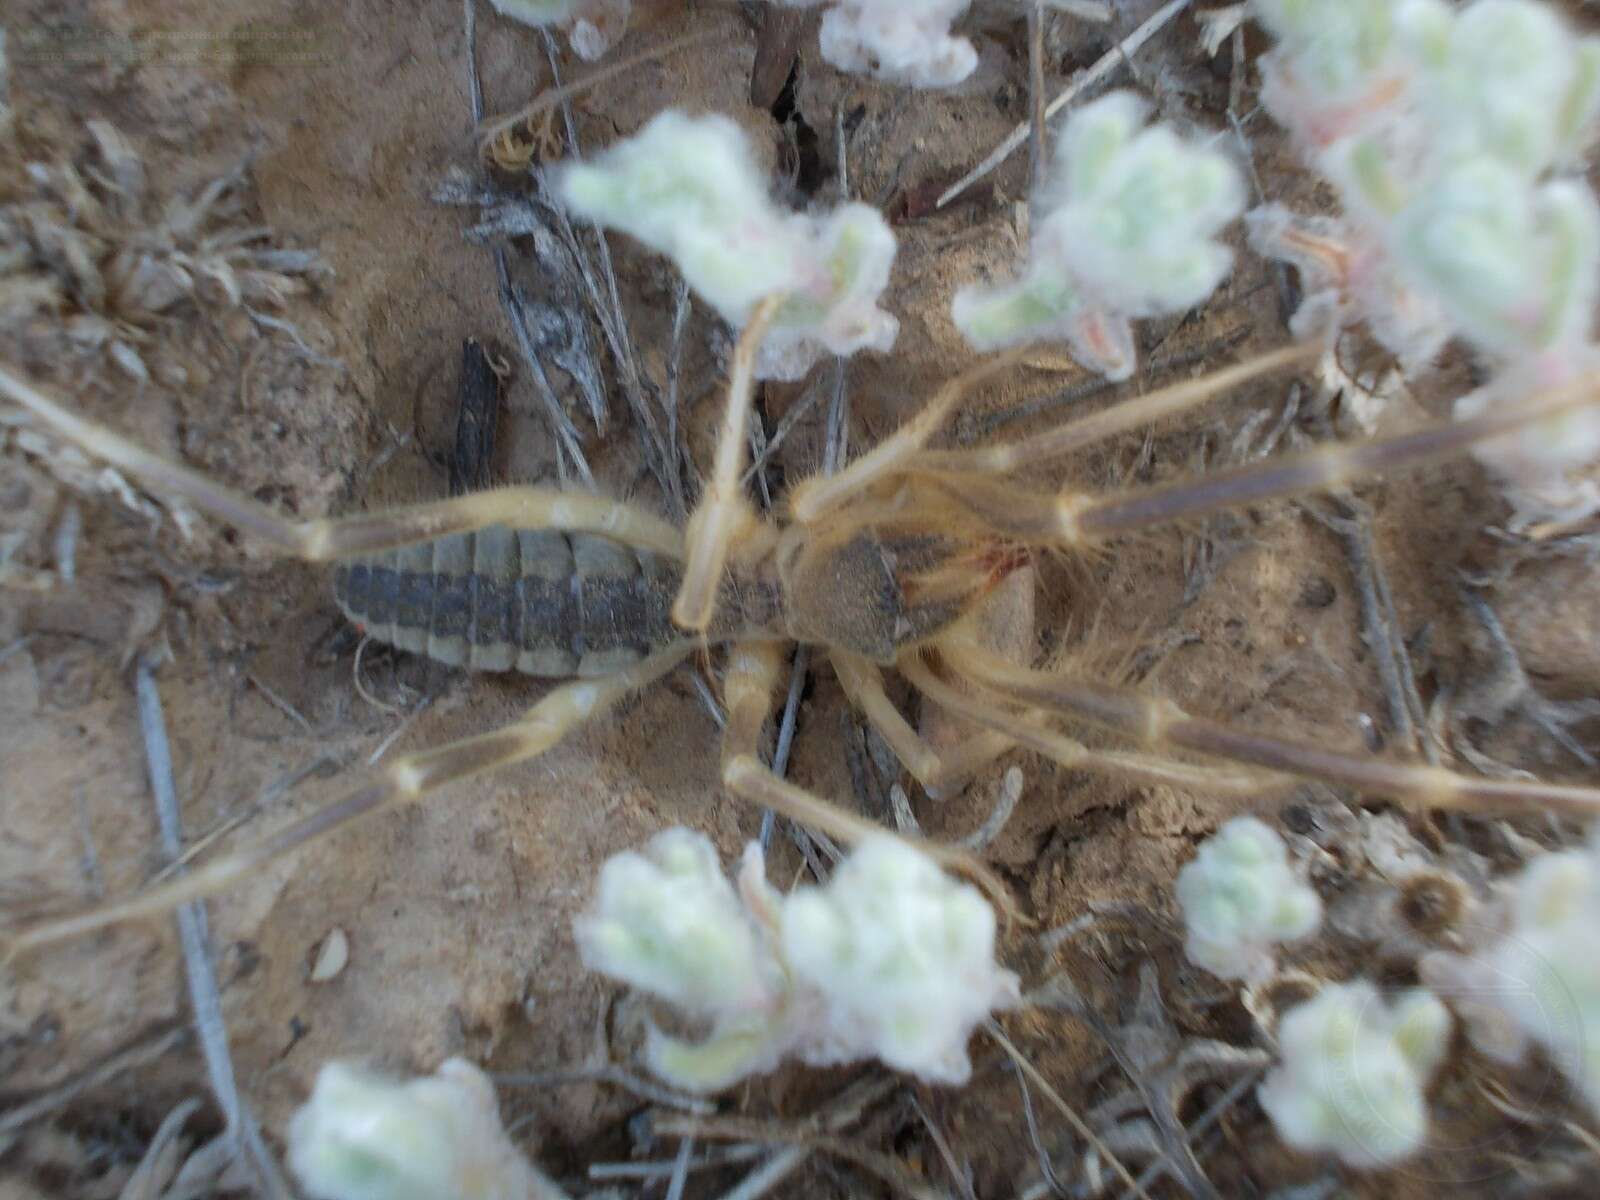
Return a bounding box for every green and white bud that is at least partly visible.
[779,834,1020,1085]
[487,0,627,62]
[556,111,897,379]
[1395,164,1600,359]
[1424,828,1600,1116]
[1249,0,1600,509]
[952,92,1243,378]
[1453,347,1600,526]
[813,0,977,88]
[1258,982,1451,1168]
[574,827,782,1017]
[1252,0,1398,99]
[576,828,1017,1092]
[1406,0,1600,176]
[1176,816,1322,984]
[488,0,578,23]
[287,1059,545,1200]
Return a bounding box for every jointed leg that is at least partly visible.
[919,731,1018,800]
[672,298,784,631]
[789,340,1315,523]
[929,367,1600,550]
[830,651,944,788]
[718,641,1022,922]
[901,651,1277,796]
[787,349,1027,524]
[722,641,787,761]
[3,646,692,961]
[831,649,1017,796]
[940,638,1600,818]
[0,364,685,559]
[913,340,1317,476]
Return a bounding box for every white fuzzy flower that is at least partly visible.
[781,834,1020,1084]
[287,1059,542,1200]
[1406,0,1600,176]
[1244,205,1454,372]
[815,0,977,88]
[1258,982,1451,1168]
[1454,350,1600,527]
[574,827,783,1017]
[1394,165,1600,361]
[575,828,1018,1092]
[1248,0,1600,512]
[1176,816,1322,984]
[488,0,630,62]
[488,0,578,23]
[952,92,1243,379]
[555,111,897,380]
[1422,829,1600,1116]
[1252,0,1404,103]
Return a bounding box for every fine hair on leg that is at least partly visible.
[924,367,1600,551]
[3,646,692,962]
[939,639,1600,819]
[913,340,1317,476]
[0,364,685,560]
[717,641,1024,923]
[673,296,784,632]
[900,651,1275,796]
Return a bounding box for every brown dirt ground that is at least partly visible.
[2,1,1599,1196]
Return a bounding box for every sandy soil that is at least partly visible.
[2,1,1598,1196]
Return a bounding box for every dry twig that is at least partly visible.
[937,0,1192,209]
[652,1110,949,1200]
[495,1063,715,1114]
[135,659,290,1199]
[0,1026,188,1142]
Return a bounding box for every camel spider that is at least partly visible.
[3,308,1600,960]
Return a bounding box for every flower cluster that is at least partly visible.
[1422,828,1600,1118]
[287,1059,547,1200]
[1258,982,1452,1168]
[575,827,1020,1092]
[774,0,980,88]
[488,0,631,62]
[952,92,1245,380]
[1176,816,1323,983]
[1249,0,1600,522]
[556,111,898,380]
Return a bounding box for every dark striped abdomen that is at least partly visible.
[331,527,685,677]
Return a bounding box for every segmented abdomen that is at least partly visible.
[331,527,685,677]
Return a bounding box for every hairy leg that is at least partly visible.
[789,341,1314,523]
[672,297,783,631]
[831,650,1016,795]
[830,650,944,786]
[786,350,1027,523]
[928,368,1600,548]
[3,646,692,961]
[0,363,684,559]
[914,341,1316,476]
[940,638,1600,819]
[719,641,1023,922]
[901,651,1275,796]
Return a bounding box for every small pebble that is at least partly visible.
[309,928,349,982]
